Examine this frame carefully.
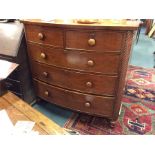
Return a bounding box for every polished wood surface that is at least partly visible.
[31,61,118,96]
[0,92,68,135]
[25,25,63,48]
[22,19,140,30]
[33,79,114,117]
[27,43,120,74]
[22,20,138,127]
[66,30,124,51]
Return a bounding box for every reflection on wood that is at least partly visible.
[0,91,68,135]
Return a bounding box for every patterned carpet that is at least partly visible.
[64,65,155,135]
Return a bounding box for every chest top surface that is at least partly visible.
[21,19,140,30]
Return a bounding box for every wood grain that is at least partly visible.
[22,20,138,127]
[25,25,64,48]
[0,92,68,135]
[31,61,118,96]
[21,19,140,30]
[66,30,124,51]
[27,43,120,74]
[33,79,114,117]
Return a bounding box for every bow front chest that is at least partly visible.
[22,19,139,127]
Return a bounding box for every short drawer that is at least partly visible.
[25,25,64,48]
[33,79,114,117]
[5,78,21,93]
[31,61,118,96]
[66,30,124,52]
[28,43,120,74]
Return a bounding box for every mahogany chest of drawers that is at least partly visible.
[22,19,139,127]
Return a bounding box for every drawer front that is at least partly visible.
[31,61,118,96]
[28,43,120,74]
[33,79,114,117]
[25,25,64,48]
[5,78,21,93]
[66,30,124,51]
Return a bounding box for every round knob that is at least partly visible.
[38,33,44,40]
[87,60,94,67]
[86,81,93,88]
[43,72,48,77]
[85,102,91,108]
[88,38,96,46]
[40,53,46,59]
[44,91,49,96]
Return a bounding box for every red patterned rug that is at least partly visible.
[64,65,155,135]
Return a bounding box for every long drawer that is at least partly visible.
[28,43,120,74]
[66,30,124,51]
[33,79,114,117]
[31,61,118,96]
[25,25,64,48]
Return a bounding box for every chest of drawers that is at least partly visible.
[22,19,139,127]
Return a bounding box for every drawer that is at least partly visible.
[5,78,21,93]
[25,25,63,48]
[28,43,120,74]
[31,61,118,96]
[33,79,114,117]
[66,30,124,52]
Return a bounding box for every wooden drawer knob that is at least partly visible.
[85,102,91,108]
[87,60,94,66]
[38,33,44,40]
[86,81,93,88]
[44,91,49,96]
[88,38,96,46]
[43,72,48,77]
[40,53,46,59]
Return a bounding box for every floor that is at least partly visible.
[34,100,73,127]
[130,28,155,68]
[33,28,155,127]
